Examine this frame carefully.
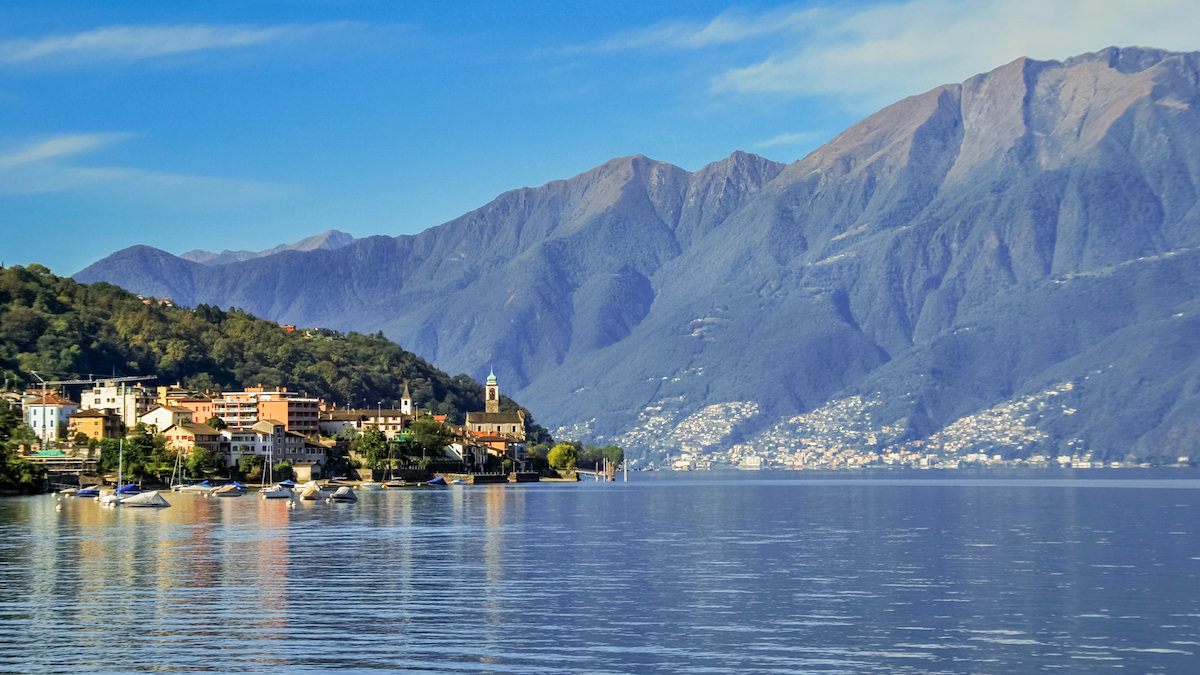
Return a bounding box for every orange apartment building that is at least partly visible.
[214,386,319,436]
[67,408,122,441]
[174,394,215,424]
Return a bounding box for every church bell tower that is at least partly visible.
[485,369,500,413]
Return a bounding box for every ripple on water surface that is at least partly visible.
[0,472,1198,673]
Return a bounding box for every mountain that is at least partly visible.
[76,46,1200,465]
[180,229,355,266]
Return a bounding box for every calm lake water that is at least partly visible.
[1,470,1198,674]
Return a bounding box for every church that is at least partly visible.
[464,370,526,468]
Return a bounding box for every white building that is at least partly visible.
[25,392,79,444]
[81,381,155,427]
[224,420,326,469]
[140,405,195,433]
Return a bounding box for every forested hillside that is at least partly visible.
[0,264,542,427]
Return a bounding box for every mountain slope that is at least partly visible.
[76,46,1200,463]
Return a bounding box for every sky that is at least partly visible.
[3,0,1199,276]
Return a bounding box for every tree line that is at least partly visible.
[0,263,551,435]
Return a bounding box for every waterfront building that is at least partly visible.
[25,392,79,444]
[80,380,155,426]
[67,408,121,441]
[162,421,224,457]
[223,420,327,478]
[318,408,411,440]
[140,405,195,433]
[465,370,526,469]
[173,394,215,424]
[214,386,319,435]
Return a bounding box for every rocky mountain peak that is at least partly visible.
[75,47,1200,464]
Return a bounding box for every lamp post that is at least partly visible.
[31,371,46,452]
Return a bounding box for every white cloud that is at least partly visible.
[0,134,130,169]
[0,134,296,207]
[0,23,330,65]
[710,0,1200,108]
[568,0,1200,111]
[755,131,826,149]
[560,6,821,53]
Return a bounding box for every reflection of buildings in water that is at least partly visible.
[181,499,220,622]
[26,499,76,642]
[251,498,290,648]
[484,487,523,581]
[39,494,224,645]
[485,487,506,529]
[481,486,523,648]
[482,486,507,643]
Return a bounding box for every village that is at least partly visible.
[7,367,532,483]
[657,384,1194,471]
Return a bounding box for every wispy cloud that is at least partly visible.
[569,0,1200,111]
[559,6,820,54]
[755,131,826,149]
[0,23,335,65]
[0,134,130,169]
[0,134,296,206]
[715,0,1200,106]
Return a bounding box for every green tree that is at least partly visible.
[408,416,453,459]
[0,405,46,490]
[99,434,152,479]
[98,439,122,473]
[205,416,227,430]
[601,444,624,468]
[73,432,90,447]
[239,453,265,480]
[356,427,389,470]
[272,460,294,481]
[547,442,578,470]
[186,446,220,477]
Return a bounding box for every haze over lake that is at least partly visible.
[2,470,1197,674]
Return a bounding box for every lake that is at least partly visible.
[1,469,1198,674]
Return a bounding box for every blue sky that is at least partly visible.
[3,0,1198,275]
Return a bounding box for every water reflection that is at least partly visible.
[0,473,1197,673]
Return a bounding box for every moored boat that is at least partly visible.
[176,481,216,494]
[213,483,246,497]
[327,486,358,503]
[358,480,383,490]
[120,491,171,508]
[298,481,327,500]
[261,483,295,499]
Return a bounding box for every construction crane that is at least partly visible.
[29,372,158,387]
[26,373,159,449]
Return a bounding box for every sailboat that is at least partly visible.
[259,438,295,499]
[382,441,405,488]
[120,491,171,507]
[98,438,125,506]
[261,480,296,499]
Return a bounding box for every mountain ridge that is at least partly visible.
[179,229,355,266]
[75,46,1200,464]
